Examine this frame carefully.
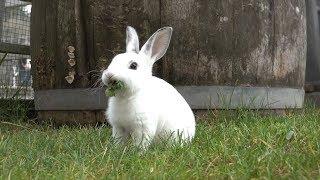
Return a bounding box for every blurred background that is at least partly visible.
[0,0,32,100]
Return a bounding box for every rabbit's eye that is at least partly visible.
[129,62,138,70]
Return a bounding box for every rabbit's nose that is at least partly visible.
[103,71,114,79]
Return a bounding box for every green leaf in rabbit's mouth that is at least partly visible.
[105,80,125,97]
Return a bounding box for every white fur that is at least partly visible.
[102,26,195,149]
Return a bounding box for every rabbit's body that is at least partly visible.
[102,26,195,149]
[107,76,195,145]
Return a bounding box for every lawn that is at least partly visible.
[0,106,320,179]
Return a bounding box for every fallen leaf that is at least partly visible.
[286,130,295,141]
[67,46,75,52]
[68,52,75,59]
[68,59,76,66]
[65,74,74,84]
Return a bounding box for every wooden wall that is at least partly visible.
[31,0,162,124]
[31,0,161,91]
[31,0,307,124]
[32,0,306,89]
[161,0,306,87]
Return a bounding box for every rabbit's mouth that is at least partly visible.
[104,74,117,87]
[108,79,118,87]
[105,80,126,97]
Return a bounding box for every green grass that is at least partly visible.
[0,107,320,179]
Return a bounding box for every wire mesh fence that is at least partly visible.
[0,0,32,100]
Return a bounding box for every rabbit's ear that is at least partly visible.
[126,26,139,53]
[140,27,172,62]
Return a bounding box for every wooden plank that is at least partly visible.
[0,42,30,55]
[0,0,4,41]
[161,0,307,88]
[304,81,320,92]
[273,0,307,87]
[31,0,59,90]
[30,0,47,90]
[232,0,274,86]
[161,0,200,85]
[31,0,89,90]
[81,0,96,86]
[306,0,320,82]
[304,83,315,93]
[45,0,57,89]
[35,88,108,110]
[37,111,106,126]
[177,86,304,109]
[198,0,234,86]
[74,0,89,87]
[56,0,77,89]
[34,86,304,110]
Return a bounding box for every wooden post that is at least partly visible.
[0,0,5,43]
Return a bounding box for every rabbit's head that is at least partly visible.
[102,26,172,94]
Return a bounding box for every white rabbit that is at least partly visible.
[102,26,195,149]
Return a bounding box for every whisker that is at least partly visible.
[83,69,106,95]
[98,82,104,88]
[92,79,102,88]
[84,84,104,94]
[92,74,102,78]
[87,70,103,74]
[83,78,104,94]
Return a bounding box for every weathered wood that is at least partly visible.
[45,0,58,89]
[34,86,304,110]
[31,0,307,125]
[0,42,30,55]
[161,0,200,84]
[161,0,307,88]
[304,82,315,93]
[37,111,106,126]
[35,88,107,110]
[232,0,274,85]
[273,1,306,87]
[177,86,304,109]
[0,0,4,42]
[56,0,77,89]
[304,81,320,93]
[31,0,88,125]
[31,0,60,89]
[90,0,161,78]
[32,0,161,85]
[81,0,96,86]
[31,0,90,90]
[32,0,161,124]
[31,0,47,89]
[74,0,89,87]
[305,92,320,107]
[306,0,320,83]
